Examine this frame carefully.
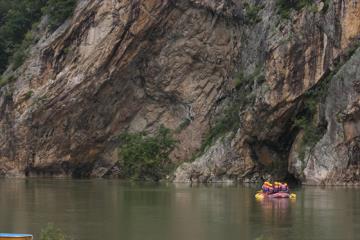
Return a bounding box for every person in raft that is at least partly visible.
[261,181,289,194]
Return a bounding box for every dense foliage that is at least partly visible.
[0,0,76,74]
[243,2,264,25]
[42,0,77,31]
[0,0,44,73]
[118,126,177,181]
[276,0,314,18]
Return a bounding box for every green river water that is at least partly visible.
[0,179,359,240]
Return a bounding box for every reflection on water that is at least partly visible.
[0,180,360,240]
[258,198,293,222]
[255,198,295,240]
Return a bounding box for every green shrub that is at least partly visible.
[0,0,44,74]
[235,66,264,90]
[293,78,329,161]
[200,104,240,152]
[118,125,177,181]
[193,65,265,157]
[40,224,67,240]
[0,75,6,87]
[293,38,360,160]
[0,1,16,23]
[322,0,331,13]
[11,48,27,69]
[244,3,264,25]
[346,40,360,58]
[276,0,314,19]
[234,66,265,97]
[296,92,326,158]
[24,90,34,99]
[42,0,76,31]
[0,0,77,74]
[234,72,246,89]
[10,30,35,70]
[293,114,325,160]
[187,66,266,162]
[0,74,16,87]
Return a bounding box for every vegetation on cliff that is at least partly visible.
[0,0,76,75]
[0,0,359,185]
[243,2,264,25]
[293,39,360,161]
[276,0,315,18]
[0,0,44,73]
[42,0,77,31]
[118,126,177,181]
[200,66,264,153]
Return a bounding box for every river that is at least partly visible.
[0,179,359,240]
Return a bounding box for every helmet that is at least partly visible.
[264,181,272,187]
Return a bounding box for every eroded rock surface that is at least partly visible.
[0,0,359,184]
[289,49,360,185]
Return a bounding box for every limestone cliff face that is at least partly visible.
[0,0,359,184]
[289,48,360,185]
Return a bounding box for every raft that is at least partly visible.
[0,234,33,240]
[255,192,296,200]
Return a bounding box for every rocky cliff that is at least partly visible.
[0,0,359,184]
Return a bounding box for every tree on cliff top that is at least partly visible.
[42,0,76,31]
[0,0,76,75]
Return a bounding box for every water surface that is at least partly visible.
[0,179,359,240]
